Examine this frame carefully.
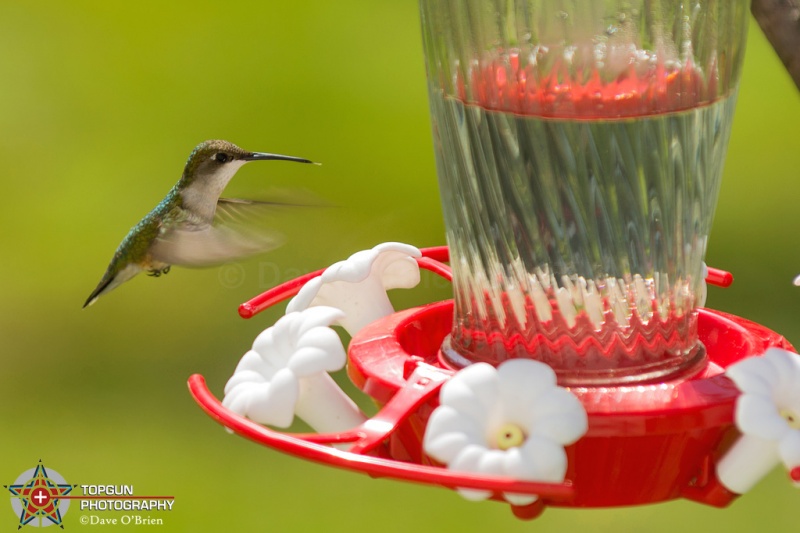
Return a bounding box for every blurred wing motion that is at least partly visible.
[150,198,285,267]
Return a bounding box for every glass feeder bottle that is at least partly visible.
[421,0,749,384]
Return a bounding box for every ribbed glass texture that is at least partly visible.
[421,0,749,384]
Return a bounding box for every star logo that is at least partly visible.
[5,461,76,529]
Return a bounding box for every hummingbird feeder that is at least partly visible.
[189,0,800,519]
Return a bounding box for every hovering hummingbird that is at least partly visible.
[83,139,316,308]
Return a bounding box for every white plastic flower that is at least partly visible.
[286,242,421,336]
[223,306,366,434]
[423,360,588,505]
[717,348,800,493]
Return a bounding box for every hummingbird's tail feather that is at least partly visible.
[83,263,143,308]
[83,283,110,308]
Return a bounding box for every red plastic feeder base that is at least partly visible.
[188,248,791,516]
[347,300,792,508]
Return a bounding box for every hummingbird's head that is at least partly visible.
[177,140,316,215]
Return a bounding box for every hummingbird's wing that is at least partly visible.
[148,199,285,268]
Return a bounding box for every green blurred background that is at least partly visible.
[1,1,798,531]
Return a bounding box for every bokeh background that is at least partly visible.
[1,1,798,531]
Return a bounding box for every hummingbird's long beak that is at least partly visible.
[244,152,317,165]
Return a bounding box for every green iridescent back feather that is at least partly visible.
[100,187,184,278]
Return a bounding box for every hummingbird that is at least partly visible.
[83,139,316,308]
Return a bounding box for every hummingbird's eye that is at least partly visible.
[214,153,231,163]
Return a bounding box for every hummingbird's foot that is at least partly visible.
[147,266,171,278]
